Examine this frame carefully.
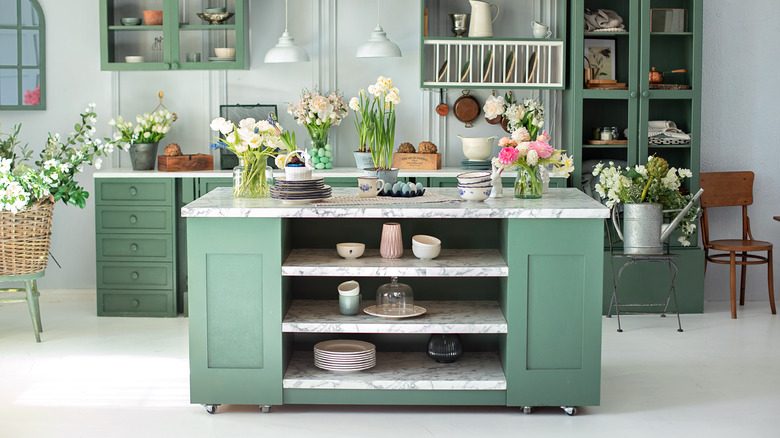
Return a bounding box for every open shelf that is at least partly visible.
[282,249,509,277]
[283,300,508,334]
[283,351,507,390]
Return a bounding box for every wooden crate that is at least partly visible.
[392,153,441,170]
[157,154,214,172]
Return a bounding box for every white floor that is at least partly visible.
[1,291,778,438]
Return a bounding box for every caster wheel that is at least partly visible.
[260,405,272,413]
[661,314,667,318]
[204,404,219,414]
[617,328,623,333]
[562,406,578,416]
[523,406,532,414]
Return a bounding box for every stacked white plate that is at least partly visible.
[271,177,332,204]
[314,340,376,372]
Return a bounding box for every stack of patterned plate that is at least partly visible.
[271,177,331,204]
[314,340,376,372]
[461,159,492,170]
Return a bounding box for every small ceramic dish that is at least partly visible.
[459,186,492,202]
[412,235,441,260]
[121,17,142,26]
[204,7,227,13]
[336,243,365,259]
[214,47,236,58]
[125,55,145,63]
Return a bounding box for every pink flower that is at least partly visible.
[529,140,555,159]
[498,136,516,147]
[23,85,40,106]
[536,130,551,142]
[498,146,520,166]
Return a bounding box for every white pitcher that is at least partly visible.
[468,0,499,38]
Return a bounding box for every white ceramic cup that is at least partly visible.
[338,280,360,297]
[357,176,385,198]
[531,21,551,38]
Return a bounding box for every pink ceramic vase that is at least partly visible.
[380,222,403,259]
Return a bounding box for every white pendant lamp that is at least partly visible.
[356,0,402,58]
[264,0,310,63]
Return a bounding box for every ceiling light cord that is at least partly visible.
[284,0,289,33]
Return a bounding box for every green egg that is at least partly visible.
[315,163,325,170]
[325,150,333,158]
[324,144,333,151]
[311,156,320,164]
[320,156,330,164]
[325,162,333,169]
[317,148,326,157]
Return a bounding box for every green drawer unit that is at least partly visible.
[96,179,173,205]
[97,262,174,290]
[95,177,178,317]
[98,289,176,318]
[96,234,174,261]
[96,206,174,234]
[198,178,232,196]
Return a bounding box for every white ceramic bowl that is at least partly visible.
[459,135,497,161]
[214,47,236,58]
[457,171,492,182]
[125,55,145,63]
[412,235,441,260]
[337,280,360,297]
[459,186,492,202]
[458,179,492,187]
[336,242,365,259]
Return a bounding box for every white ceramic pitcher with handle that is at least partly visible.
[468,0,499,38]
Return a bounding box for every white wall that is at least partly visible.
[1,0,778,302]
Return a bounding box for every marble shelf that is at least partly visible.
[282,249,508,277]
[283,300,508,334]
[283,351,507,391]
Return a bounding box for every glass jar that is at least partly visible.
[610,126,619,140]
[600,127,613,141]
[375,277,415,316]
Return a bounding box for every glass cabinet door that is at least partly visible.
[0,0,45,110]
[176,0,244,70]
[101,0,171,70]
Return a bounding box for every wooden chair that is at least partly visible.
[699,171,775,319]
[0,271,45,342]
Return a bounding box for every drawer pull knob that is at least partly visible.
[130,244,139,252]
[131,271,139,280]
[129,187,138,196]
[129,215,138,224]
[132,299,140,307]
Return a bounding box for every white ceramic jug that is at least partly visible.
[468,0,499,38]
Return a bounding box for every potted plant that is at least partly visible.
[362,76,400,184]
[287,88,348,170]
[209,115,291,198]
[592,156,701,253]
[348,89,375,170]
[492,129,573,199]
[1,104,126,275]
[110,107,176,170]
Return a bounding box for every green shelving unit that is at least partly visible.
[567,0,704,312]
[99,0,248,71]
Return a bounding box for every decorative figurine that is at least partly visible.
[489,162,504,198]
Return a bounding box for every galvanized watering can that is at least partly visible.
[612,188,704,255]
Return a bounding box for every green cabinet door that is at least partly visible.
[502,218,603,407]
[187,217,284,406]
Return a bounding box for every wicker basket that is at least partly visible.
[0,199,54,275]
[284,151,313,181]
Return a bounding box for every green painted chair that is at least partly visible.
[0,271,45,342]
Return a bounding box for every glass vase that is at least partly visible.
[308,131,332,170]
[514,165,543,199]
[233,158,269,198]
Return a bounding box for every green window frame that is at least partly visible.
[0,0,45,110]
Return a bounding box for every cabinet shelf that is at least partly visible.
[283,351,507,391]
[283,300,508,334]
[584,31,630,37]
[282,249,508,277]
[108,25,163,31]
[421,39,564,89]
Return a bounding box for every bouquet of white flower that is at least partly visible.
[110,108,175,145]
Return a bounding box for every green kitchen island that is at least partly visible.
[182,187,610,415]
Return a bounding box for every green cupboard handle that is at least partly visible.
[129,215,138,224]
[129,186,137,195]
[629,91,637,98]
[131,272,139,280]
[130,244,138,252]
[642,91,650,98]
[132,299,140,307]
[163,63,171,70]
[171,62,180,70]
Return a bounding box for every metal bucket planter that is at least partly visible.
[129,142,159,170]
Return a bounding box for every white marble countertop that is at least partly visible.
[93,167,540,179]
[181,187,609,219]
[283,351,507,390]
[283,300,508,334]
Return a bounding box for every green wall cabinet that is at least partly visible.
[567,0,704,311]
[99,0,248,71]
